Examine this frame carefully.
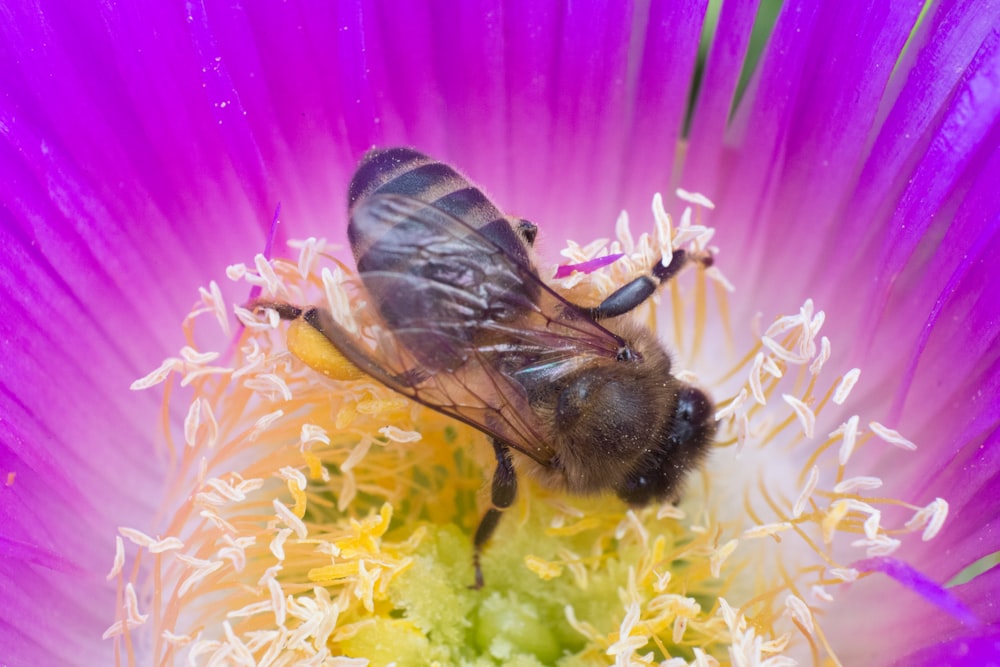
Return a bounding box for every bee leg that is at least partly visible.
[470,440,517,589]
[249,300,304,320]
[588,249,708,320]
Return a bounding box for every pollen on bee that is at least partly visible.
[285,315,366,381]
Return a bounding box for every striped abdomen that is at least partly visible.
[347,147,535,268]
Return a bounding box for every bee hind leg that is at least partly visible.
[470,440,517,589]
[249,300,304,320]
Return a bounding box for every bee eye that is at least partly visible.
[616,347,635,362]
[676,387,712,425]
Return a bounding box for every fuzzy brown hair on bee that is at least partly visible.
[254,147,716,588]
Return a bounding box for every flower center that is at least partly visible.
[109,193,944,666]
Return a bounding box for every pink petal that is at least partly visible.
[1,1,998,664]
[554,254,625,278]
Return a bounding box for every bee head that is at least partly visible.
[614,385,716,506]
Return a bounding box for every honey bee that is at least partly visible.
[256,147,716,588]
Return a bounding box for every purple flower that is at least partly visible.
[2,1,998,665]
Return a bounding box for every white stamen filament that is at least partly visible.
[869,421,918,450]
[832,368,861,405]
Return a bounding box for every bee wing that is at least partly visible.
[321,194,625,465]
[309,304,561,464]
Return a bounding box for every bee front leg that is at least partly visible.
[470,440,517,589]
[587,248,710,320]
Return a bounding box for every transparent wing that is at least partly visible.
[317,194,627,465]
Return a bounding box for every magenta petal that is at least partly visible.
[854,557,982,629]
[715,2,926,301]
[0,4,279,663]
[1,0,999,664]
[858,152,1000,586]
[554,253,625,278]
[616,0,709,214]
[682,0,761,197]
[898,630,1000,667]
[694,0,1000,586]
[0,195,172,665]
[888,565,1000,666]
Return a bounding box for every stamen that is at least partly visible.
[834,415,861,465]
[254,253,283,296]
[674,187,716,210]
[832,368,861,405]
[103,584,149,639]
[710,539,739,578]
[742,522,793,540]
[749,353,768,404]
[785,594,814,635]
[378,425,422,442]
[615,210,635,253]
[130,359,177,390]
[288,236,325,279]
[273,498,308,538]
[107,536,125,580]
[249,408,286,438]
[270,529,292,561]
[833,476,883,493]
[868,421,918,450]
[118,528,184,553]
[194,281,231,336]
[905,498,949,540]
[793,466,820,518]
[652,193,674,264]
[808,337,832,376]
[183,399,202,447]
[783,394,816,439]
[714,387,748,421]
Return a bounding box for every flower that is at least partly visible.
[3,1,999,666]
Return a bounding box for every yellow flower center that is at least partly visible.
[110,193,944,666]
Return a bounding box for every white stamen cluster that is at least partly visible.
[554,191,732,302]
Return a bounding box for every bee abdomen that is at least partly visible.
[349,147,505,232]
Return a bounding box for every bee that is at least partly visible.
[256,147,716,588]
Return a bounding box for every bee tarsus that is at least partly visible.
[587,248,708,320]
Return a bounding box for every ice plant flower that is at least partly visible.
[3,1,1000,666]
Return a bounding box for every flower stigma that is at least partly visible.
[113,193,947,666]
